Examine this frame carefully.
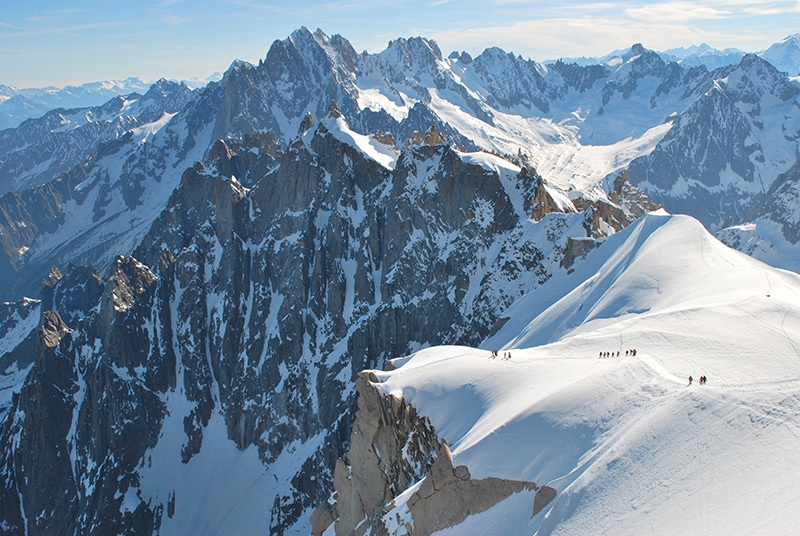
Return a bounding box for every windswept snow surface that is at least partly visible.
[374,212,800,535]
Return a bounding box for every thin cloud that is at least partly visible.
[703,0,799,10]
[26,7,90,21]
[743,6,785,12]
[626,3,732,22]
[2,20,135,38]
[567,2,632,12]
[742,1,800,14]
[428,15,773,61]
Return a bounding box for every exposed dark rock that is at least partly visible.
[562,237,602,270]
[404,125,447,147]
[313,372,443,536]
[318,374,555,536]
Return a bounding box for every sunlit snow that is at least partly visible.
[373,212,800,535]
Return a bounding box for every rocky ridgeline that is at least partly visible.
[310,371,443,535]
[0,102,659,533]
[311,372,557,536]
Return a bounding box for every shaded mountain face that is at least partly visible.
[0,26,797,535]
[624,54,800,232]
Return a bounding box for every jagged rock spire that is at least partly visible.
[298,112,315,134]
[327,101,343,119]
[404,125,446,147]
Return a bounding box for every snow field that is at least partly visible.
[373,212,800,534]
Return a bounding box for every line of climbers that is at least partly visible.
[489,347,710,390]
[599,349,637,358]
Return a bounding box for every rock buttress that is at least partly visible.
[312,372,557,536]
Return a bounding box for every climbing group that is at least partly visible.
[688,375,709,386]
[489,350,512,360]
[598,348,637,358]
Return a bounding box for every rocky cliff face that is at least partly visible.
[310,371,443,536]
[313,372,556,536]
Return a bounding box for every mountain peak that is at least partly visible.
[326,101,343,119]
[781,33,800,44]
[760,33,800,74]
[385,35,444,63]
[630,43,646,56]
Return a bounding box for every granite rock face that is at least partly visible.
[310,371,443,536]
[315,373,557,536]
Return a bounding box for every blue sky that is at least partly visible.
[1,0,798,87]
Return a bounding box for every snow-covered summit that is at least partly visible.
[661,43,746,69]
[760,33,800,75]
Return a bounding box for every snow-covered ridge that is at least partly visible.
[313,113,399,170]
[340,212,800,534]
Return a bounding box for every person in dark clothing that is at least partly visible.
[688,375,693,385]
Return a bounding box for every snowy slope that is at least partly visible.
[717,218,800,274]
[369,212,800,535]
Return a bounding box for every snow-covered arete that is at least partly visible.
[368,213,800,535]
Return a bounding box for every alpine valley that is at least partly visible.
[1,28,800,535]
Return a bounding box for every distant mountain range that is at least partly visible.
[1,36,797,133]
[548,34,800,75]
[0,73,222,131]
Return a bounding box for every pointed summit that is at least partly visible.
[327,101,343,119]
[630,43,646,57]
[298,111,315,134]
